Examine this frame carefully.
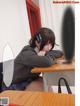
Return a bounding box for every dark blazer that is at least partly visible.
[12,45,55,84]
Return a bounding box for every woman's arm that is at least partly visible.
[21,51,56,67]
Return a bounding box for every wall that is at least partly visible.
[0,0,31,62]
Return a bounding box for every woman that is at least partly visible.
[2,27,56,91]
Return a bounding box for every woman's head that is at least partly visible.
[29,27,55,51]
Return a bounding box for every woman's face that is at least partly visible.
[42,42,52,52]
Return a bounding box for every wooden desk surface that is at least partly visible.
[32,60,75,73]
[0,90,75,106]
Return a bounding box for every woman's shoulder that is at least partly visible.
[22,45,32,51]
[21,45,36,53]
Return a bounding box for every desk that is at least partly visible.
[0,90,75,106]
[32,61,75,91]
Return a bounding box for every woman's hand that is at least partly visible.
[38,51,46,56]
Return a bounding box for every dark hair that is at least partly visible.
[29,27,55,50]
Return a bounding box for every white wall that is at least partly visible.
[39,0,74,50]
[0,0,31,62]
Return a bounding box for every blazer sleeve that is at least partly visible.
[21,51,56,67]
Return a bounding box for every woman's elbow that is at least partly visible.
[44,61,53,67]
